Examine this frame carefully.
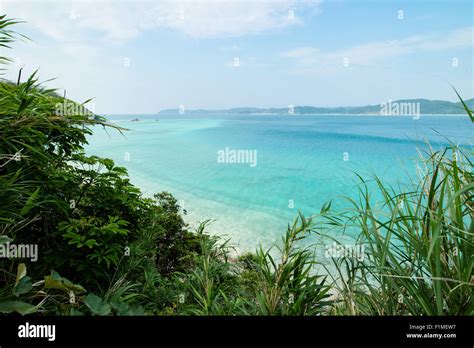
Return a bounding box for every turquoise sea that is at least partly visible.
[86,115,473,252]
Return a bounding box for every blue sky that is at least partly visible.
[2,0,473,113]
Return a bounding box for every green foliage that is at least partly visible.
[0,300,37,315]
[152,192,202,275]
[43,270,86,293]
[175,221,238,315]
[174,217,332,316]
[249,214,331,315]
[0,264,78,315]
[318,142,473,315]
[58,215,129,272]
[84,294,111,316]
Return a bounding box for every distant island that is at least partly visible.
[158,98,474,116]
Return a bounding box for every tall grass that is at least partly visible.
[176,215,332,316]
[319,109,473,315]
[252,212,331,315]
[176,221,235,315]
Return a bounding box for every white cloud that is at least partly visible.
[415,26,473,50]
[3,0,321,41]
[282,26,473,72]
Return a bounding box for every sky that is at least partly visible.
[1,0,473,114]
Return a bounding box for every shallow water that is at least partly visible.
[86,114,472,252]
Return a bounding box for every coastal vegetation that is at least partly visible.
[0,15,472,316]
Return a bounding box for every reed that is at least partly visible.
[317,104,473,315]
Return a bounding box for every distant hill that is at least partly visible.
[159,98,474,116]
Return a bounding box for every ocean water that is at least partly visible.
[85,115,473,252]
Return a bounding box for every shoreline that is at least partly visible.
[125,168,289,255]
[107,113,469,120]
[124,167,355,279]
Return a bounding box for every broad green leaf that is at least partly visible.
[16,263,27,283]
[44,270,86,293]
[69,308,85,316]
[84,294,111,316]
[0,300,37,315]
[13,276,32,296]
[0,235,12,244]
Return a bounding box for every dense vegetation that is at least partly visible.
[0,15,472,316]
